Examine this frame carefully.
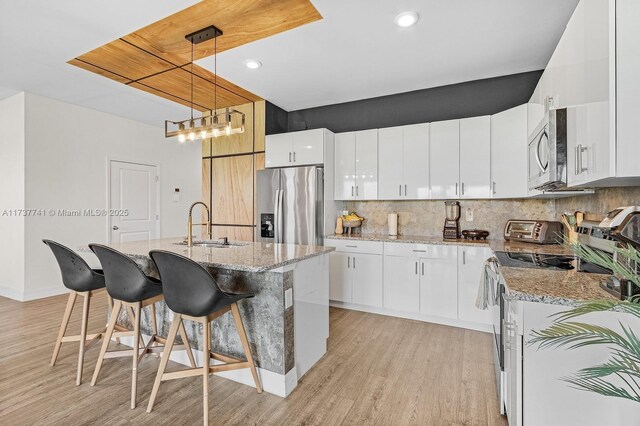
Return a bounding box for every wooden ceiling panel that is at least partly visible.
[69,0,321,109]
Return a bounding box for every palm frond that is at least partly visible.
[562,375,640,403]
[529,322,632,352]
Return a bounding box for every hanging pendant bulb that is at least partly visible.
[178,133,186,143]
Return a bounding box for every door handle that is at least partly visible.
[455,182,458,195]
[462,250,466,265]
[348,256,350,268]
[352,186,354,197]
[461,182,465,195]
[399,184,402,197]
[293,152,296,162]
[353,257,356,269]
[356,186,359,197]
[536,130,548,172]
[492,181,496,195]
[421,262,424,276]
[404,184,407,196]
[289,152,292,163]
[415,261,418,275]
[112,226,119,230]
[577,144,588,174]
[274,190,284,243]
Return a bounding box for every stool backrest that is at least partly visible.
[149,250,228,318]
[89,244,154,303]
[43,239,101,292]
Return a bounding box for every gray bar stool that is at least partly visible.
[44,239,110,385]
[89,244,196,409]
[146,250,262,424]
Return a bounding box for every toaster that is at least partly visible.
[503,220,564,244]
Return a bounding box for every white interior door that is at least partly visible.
[109,160,158,243]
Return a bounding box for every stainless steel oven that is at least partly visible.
[528,108,567,191]
[485,257,505,414]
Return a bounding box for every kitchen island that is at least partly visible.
[81,238,334,397]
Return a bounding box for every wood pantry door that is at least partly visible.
[109,160,158,243]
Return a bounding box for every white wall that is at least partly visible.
[1,92,201,301]
[0,93,26,299]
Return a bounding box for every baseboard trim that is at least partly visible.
[330,301,493,333]
[21,287,67,301]
[0,286,24,301]
[119,336,297,397]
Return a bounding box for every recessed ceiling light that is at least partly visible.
[243,59,262,69]
[395,11,419,28]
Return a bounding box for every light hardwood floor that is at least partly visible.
[0,293,507,425]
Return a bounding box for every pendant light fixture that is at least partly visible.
[165,25,245,142]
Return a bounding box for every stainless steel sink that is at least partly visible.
[174,240,244,248]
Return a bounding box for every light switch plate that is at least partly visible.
[285,288,293,308]
[466,208,474,222]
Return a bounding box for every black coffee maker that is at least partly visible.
[443,201,460,239]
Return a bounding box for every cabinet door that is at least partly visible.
[329,252,351,303]
[334,132,356,200]
[403,123,430,199]
[459,116,491,199]
[355,129,378,200]
[378,126,405,200]
[457,246,492,324]
[490,105,529,198]
[292,129,324,165]
[265,133,293,168]
[420,255,458,319]
[383,255,420,313]
[429,120,460,199]
[352,253,383,307]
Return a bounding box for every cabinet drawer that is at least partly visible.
[384,242,457,258]
[324,239,383,254]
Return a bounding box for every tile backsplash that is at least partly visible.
[343,186,640,238]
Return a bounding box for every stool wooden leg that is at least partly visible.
[202,319,211,424]
[92,300,121,386]
[131,302,141,409]
[76,292,91,385]
[231,303,262,393]
[178,319,197,368]
[51,292,77,366]
[146,314,181,413]
[149,303,158,336]
[106,295,120,345]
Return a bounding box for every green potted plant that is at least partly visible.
[529,239,640,404]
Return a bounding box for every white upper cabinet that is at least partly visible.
[265,132,294,168]
[430,119,460,199]
[354,130,378,200]
[266,129,327,168]
[490,105,529,198]
[378,124,430,200]
[334,130,378,200]
[403,123,430,199]
[459,116,491,199]
[378,126,405,200]
[334,132,356,200]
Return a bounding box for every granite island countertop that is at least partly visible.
[80,238,334,273]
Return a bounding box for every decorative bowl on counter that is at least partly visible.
[461,229,490,240]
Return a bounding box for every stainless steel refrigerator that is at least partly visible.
[256,166,324,246]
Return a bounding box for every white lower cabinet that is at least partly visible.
[326,240,383,308]
[457,246,492,324]
[383,255,420,312]
[419,249,458,319]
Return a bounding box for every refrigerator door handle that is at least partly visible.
[274,189,284,243]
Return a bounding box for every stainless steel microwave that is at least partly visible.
[528,108,568,191]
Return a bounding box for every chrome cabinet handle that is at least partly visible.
[412,249,426,253]
[492,181,496,195]
[421,262,424,276]
[404,184,407,196]
[112,226,119,230]
[293,152,296,162]
[399,184,402,196]
[455,182,458,195]
[356,186,359,197]
[415,261,418,275]
[577,144,588,174]
[351,186,354,197]
[346,245,358,248]
[353,257,356,269]
[462,250,466,265]
[289,152,292,163]
[347,257,350,268]
[461,182,465,195]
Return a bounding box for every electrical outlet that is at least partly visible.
[285,288,293,308]
[466,208,474,222]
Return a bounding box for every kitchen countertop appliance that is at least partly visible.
[528,108,567,191]
[580,206,640,299]
[256,166,326,246]
[443,201,461,239]
[503,219,564,244]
